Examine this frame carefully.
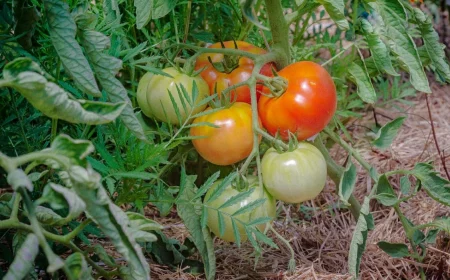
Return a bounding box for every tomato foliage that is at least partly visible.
[1,0,450,279]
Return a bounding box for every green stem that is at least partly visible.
[313,134,361,220]
[0,152,16,172]
[268,224,296,272]
[9,89,32,153]
[51,118,58,142]
[293,13,312,46]
[324,127,372,172]
[64,219,92,242]
[10,193,21,221]
[12,151,70,170]
[264,0,290,68]
[183,1,192,43]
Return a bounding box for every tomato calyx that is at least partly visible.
[271,131,300,153]
[231,171,250,192]
[257,70,288,98]
[207,41,241,74]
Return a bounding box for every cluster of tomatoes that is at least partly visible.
[137,41,337,242]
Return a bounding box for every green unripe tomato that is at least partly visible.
[203,176,276,243]
[136,67,209,124]
[261,142,327,204]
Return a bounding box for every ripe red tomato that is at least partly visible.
[190,102,260,166]
[195,41,275,104]
[258,61,337,140]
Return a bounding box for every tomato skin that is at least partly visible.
[190,102,261,166]
[195,41,274,104]
[258,61,337,140]
[136,67,209,124]
[261,142,327,204]
[204,176,276,243]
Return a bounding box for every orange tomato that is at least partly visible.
[190,102,260,166]
[258,61,337,140]
[195,41,275,104]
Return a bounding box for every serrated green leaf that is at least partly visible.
[78,29,147,141]
[348,61,377,103]
[316,0,349,30]
[370,0,431,93]
[194,171,221,200]
[412,8,450,83]
[339,161,357,206]
[44,0,100,97]
[359,19,398,76]
[219,188,255,210]
[348,197,371,278]
[68,166,150,280]
[205,172,237,203]
[377,241,410,258]
[1,58,126,125]
[64,253,93,280]
[232,198,266,216]
[136,65,174,78]
[411,163,450,206]
[252,228,278,249]
[3,234,39,280]
[177,179,216,280]
[372,117,405,149]
[135,0,152,29]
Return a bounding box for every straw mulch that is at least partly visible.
[150,78,450,280]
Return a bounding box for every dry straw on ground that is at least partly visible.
[150,78,450,280]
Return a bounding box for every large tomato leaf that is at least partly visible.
[2,234,39,280]
[134,0,152,29]
[411,8,450,83]
[348,61,377,104]
[68,166,151,280]
[78,29,147,142]
[44,0,101,97]
[370,0,431,93]
[411,163,450,206]
[176,167,216,280]
[1,58,126,125]
[359,19,398,76]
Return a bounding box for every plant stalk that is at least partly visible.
[264,0,291,68]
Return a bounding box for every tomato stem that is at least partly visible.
[268,224,296,272]
[264,0,291,69]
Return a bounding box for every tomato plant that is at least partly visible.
[137,68,209,124]
[261,142,327,203]
[195,41,275,103]
[203,176,276,243]
[258,61,337,140]
[190,102,260,166]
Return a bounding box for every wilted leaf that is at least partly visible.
[1,58,126,125]
[7,169,33,192]
[3,234,39,280]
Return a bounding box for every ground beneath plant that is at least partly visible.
[148,77,450,280]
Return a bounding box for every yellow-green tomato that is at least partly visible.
[261,142,327,204]
[136,68,209,124]
[203,176,276,243]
